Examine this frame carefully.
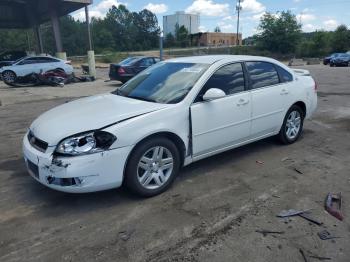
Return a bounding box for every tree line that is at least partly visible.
[251,11,350,57]
[0,7,349,58]
[0,5,160,56]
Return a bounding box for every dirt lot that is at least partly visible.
[0,64,349,262]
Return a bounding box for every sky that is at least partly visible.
[72,0,350,38]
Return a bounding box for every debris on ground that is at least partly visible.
[309,255,332,260]
[299,248,309,262]
[325,192,344,221]
[277,209,322,225]
[277,209,306,217]
[318,230,340,240]
[256,160,264,165]
[293,167,303,174]
[298,212,323,226]
[255,230,285,236]
[3,69,95,88]
[118,230,134,241]
[281,157,291,162]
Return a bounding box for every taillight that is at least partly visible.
[118,67,125,74]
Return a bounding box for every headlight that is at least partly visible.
[55,131,116,156]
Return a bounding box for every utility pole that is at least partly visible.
[236,0,243,46]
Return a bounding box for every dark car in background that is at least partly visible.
[109,56,160,83]
[323,53,342,65]
[0,51,27,68]
[330,53,350,67]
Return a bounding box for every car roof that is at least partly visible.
[127,56,157,59]
[166,55,280,65]
[22,55,57,59]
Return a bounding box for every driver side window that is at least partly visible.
[196,63,246,102]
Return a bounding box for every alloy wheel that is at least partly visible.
[137,146,174,190]
[285,110,301,140]
[2,71,15,83]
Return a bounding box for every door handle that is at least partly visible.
[280,89,289,95]
[237,99,249,106]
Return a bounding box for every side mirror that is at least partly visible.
[203,88,226,101]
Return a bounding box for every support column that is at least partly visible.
[85,5,96,77]
[26,1,43,55]
[50,7,66,60]
[34,25,44,54]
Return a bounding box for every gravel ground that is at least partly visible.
[0,64,349,262]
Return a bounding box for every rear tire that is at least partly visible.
[278,105,304,144]
[125,137,180,197]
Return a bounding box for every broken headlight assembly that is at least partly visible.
[55,131,117,156]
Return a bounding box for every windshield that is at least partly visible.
[332,53,342,58]
[13,56,28,65]
[112,62,209,104]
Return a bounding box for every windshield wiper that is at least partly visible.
[126,95,157,103]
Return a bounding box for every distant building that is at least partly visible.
[191,32,242,46]
[163,11,200,36]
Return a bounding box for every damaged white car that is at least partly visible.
[23,55,317,196]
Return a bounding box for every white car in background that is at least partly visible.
[0,56,73,83]
[23,55,317,197]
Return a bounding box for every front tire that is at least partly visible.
[278,105,304,144]
[2,70,16,83]
[125,137,180,197]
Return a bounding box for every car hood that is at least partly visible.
[30,93,169,145]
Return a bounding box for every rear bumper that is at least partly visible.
[109,73,133,82]
[23,132,132,193]
[306,92,317,119]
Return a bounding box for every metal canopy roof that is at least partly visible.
[0,0,92,29]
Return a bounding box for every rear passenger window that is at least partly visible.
[275,65,293,82]
[139,58,154,66]
[40,57,60,63]
[246,61,279,89]
[202,63,245,96]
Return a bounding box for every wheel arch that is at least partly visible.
[293,101,306,117]
[122,131,187,182]
[2,69,17,76]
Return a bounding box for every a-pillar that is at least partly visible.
[50,5,66,60]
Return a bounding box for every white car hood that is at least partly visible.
[30,93,168,145]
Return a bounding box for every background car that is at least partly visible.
[0,56,73,83]
[0,50,27,68]
[323,53,343,65]
[109,56,160,83]
[330,53,350,67]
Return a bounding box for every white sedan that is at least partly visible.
[0,56,73,83]
[23,55,317,196]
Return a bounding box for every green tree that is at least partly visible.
[0,4,161,55]
[175,24,189,47]
[257,11,301,54]
[331,25,350,52]
[165,33,175,47]
[214,26,221,32]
